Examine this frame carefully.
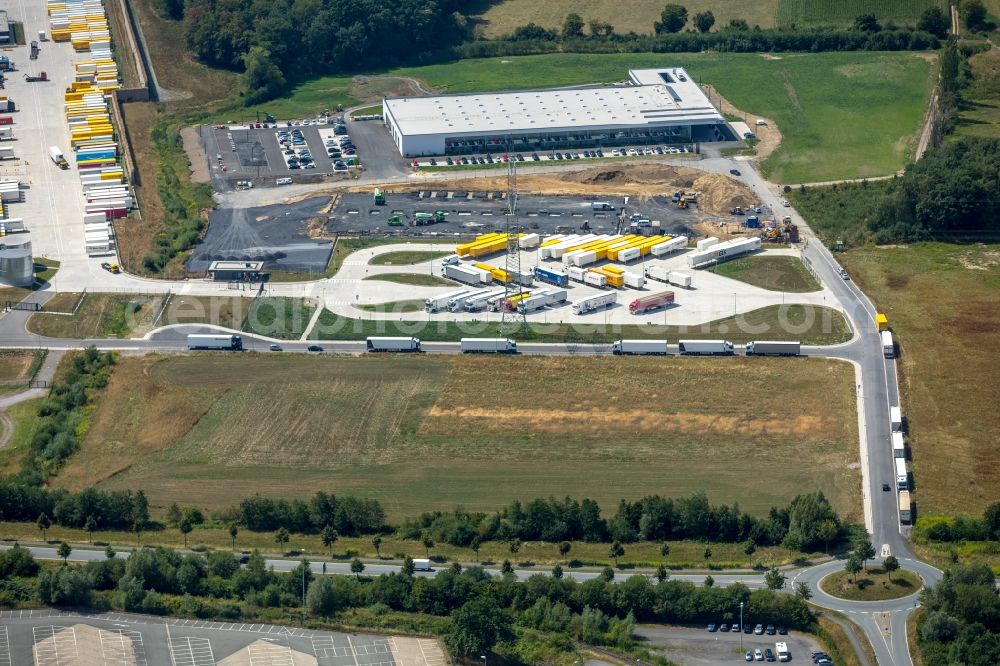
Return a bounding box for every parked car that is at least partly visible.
[745,651,754,662]
[743,624,752,633]
[766,625,775,635]
[754,649,764,661]
[731,624,741,632]
[307,345,323,352]
[764,648,775,662]
[840,269,850,279]
[707,624,717,632]
[754,624,764,635]
[777,626,787,635]
[269,344,282,351]
[720,624,729,632]
[730,168,741,176]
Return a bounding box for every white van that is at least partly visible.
[441,254,461,266]
[276,177,293,185]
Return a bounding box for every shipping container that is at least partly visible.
[644,265,670,283]
[518,233,540,249]
[650,236,688,256]
[583,271,607,288]
[444,263,491,286]
[567,266,586,282]
[464,289,507,312]
[876,313,889,331]
[745,341,800,356]
[612,339,669,355]
[678,340,734,356]
[366,337,421,352]
[449,288,492,312]
[687,237,761,269]
[572,292,617,314]
[628,291,674,314]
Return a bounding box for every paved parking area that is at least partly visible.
[411,143,697,169]
[1,611,446,666]
[634,625,822,665]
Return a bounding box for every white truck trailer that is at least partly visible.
[881,330,894,358]
[892,432,905,459]
[688,237,761,269]
[460,338,517,354]
[745,341,800,356]
[650,236,687,256]
[890,406,903,432]
[678,340,734,356]
[895,457,908,490]
[464,289,506,312]
[187,334,243,351]
[623,272,644,289]
[412,558,433,571]
[644,265,669,283]
[425,289,469,312]
[444,263,491,286]
[571,292,617,314]
[517,288,567,313]
[449,288,491,312]
[667,271,692,288]
[612,339,670,355]
[366,337,421,352]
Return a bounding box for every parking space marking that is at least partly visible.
[417,639,446,666]
[32,626,78,666]
[247,641,295,666]
[0,626,10,666]
[168,636,215,666]
[100,628,147,666]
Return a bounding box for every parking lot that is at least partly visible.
[634,625,822,665]
[0,610,447,666]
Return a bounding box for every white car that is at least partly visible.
[611,149,622,157]
[754,649,764,661]
[627,148,639,156]
[782,199,790,207]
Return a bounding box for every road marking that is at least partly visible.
[32,625,78,666]
[346,635,361,666]
[99,628,147,666]
[0,626,11,666]
[168,637,215,666]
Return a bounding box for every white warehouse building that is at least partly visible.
[382,67,729,157]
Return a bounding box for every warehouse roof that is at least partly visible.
[384,67,722,136]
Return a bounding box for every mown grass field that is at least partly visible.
[820,567,922,601]
[59,354,860,522]
[369,251,451,266]
[836,243,1000,516]
[956,48,1000,140]
[388,52,932,183]
[242,297,315,339]
[363,273,454,287]
[712,256,821,292]
[28,294,254,338]
[312,304,852,345]
[473,0,945,37]
[0,399,45,477]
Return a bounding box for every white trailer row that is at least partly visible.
[517,288,568,313]
[443,263,492,286]
[571,292,617,314]
[611,339,800,356]
[0,180,21,202]
[687,237,761,269]
[644,266,692,288]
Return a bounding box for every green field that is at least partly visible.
[61,354,860,522]
[311,304,851,345]
[369,251,451,266]
[712,256,821,292]
[242,297,315,339]
[473,0,945,37]
[388,52,933,183]
[956,48,1000,140]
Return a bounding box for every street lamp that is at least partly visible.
[301,549,307,626]
[739,602,744,651]
[480,656,487,666]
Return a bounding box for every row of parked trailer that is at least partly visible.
[612,340,801,355]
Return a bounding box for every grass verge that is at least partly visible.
[26,294,166,338]
[311,304,851,345]
[820,567,922,601]
[356,300,426,313]
[242,297,315,339]
[711,256,821,292]
[59,354,859,521]
[362,273,454,287]
[0,399,46,478]
[0,351,46,383]
[369,251,451,266]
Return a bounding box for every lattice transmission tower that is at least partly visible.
[499,149,526,334]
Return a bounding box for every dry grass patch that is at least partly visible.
[159,295,254,330]
[0,351,43,383]
[27,294,166,338]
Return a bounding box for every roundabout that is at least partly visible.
[819,567,923,602]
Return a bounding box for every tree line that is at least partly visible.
[1,543,814,660]
[918,563,1000,666]
[915,502,1000,543]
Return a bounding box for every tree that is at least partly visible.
[794,582,812,600]
[371,535,382,558]
[985,501,1000,541]
[693,10,715,33]
[588,20,614,37]
[306,576,337,616]
[559,541,572,561]
[854,14,881,32]
[501,559,513,575]
[167,503,182,526]
[450,562,462,574]
[654,4,688,34]
[321,526,338,554]
[601,566,615,581]
[703,547,712,560]
[57,541,72,565]
[229,524,238,551]
[242,46,286,105]
[743,539,757,566]
[854,538,876,571]
[561,13,584,39]
[552,564,563,579]
[422,535,434,558]
[445,596,513,657]
[656,565,668,582]
[37,513,51,541]
[132,519,144,546]
[660,543,670,559]
[351,558,365,579]
[727,18,749,31]
[402,555,415,576]
[274,527,290,551]
[105,545,116,560]
[609,541,624,566]
[883,555,900,582]
[765,567,786,590]
[179,517,193,549]
[845,554,863,583]
[816,520,839,553]
[704,574,714,587]
[917,6,949,38]
[961,0,988,31]
[84,515,97,544]
[470,536,482,561]
[508,539,521,557]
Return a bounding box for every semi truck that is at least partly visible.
[881,330,894,358]
[462,289,506,312]
[876,313,889,331]
[745,341,800,356]
[892,432,905,459]
[517,289,567,313]
[49,146,68,169]
[425,289,469,312]
[898,490,912,524]
[460,338,517,354]
[366,336,421,352]
[534,266,569,287]
[890,406,903,432]
[678,340,734,356]
[187,334,243,351]
[572,292,616,314]
[444,263,491,286]
[449,288,492,312]
[644,265,669,283]
[628,291,674,314]
[895,457,908,490]
[373,188,385,204]
[612,339,670,355]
